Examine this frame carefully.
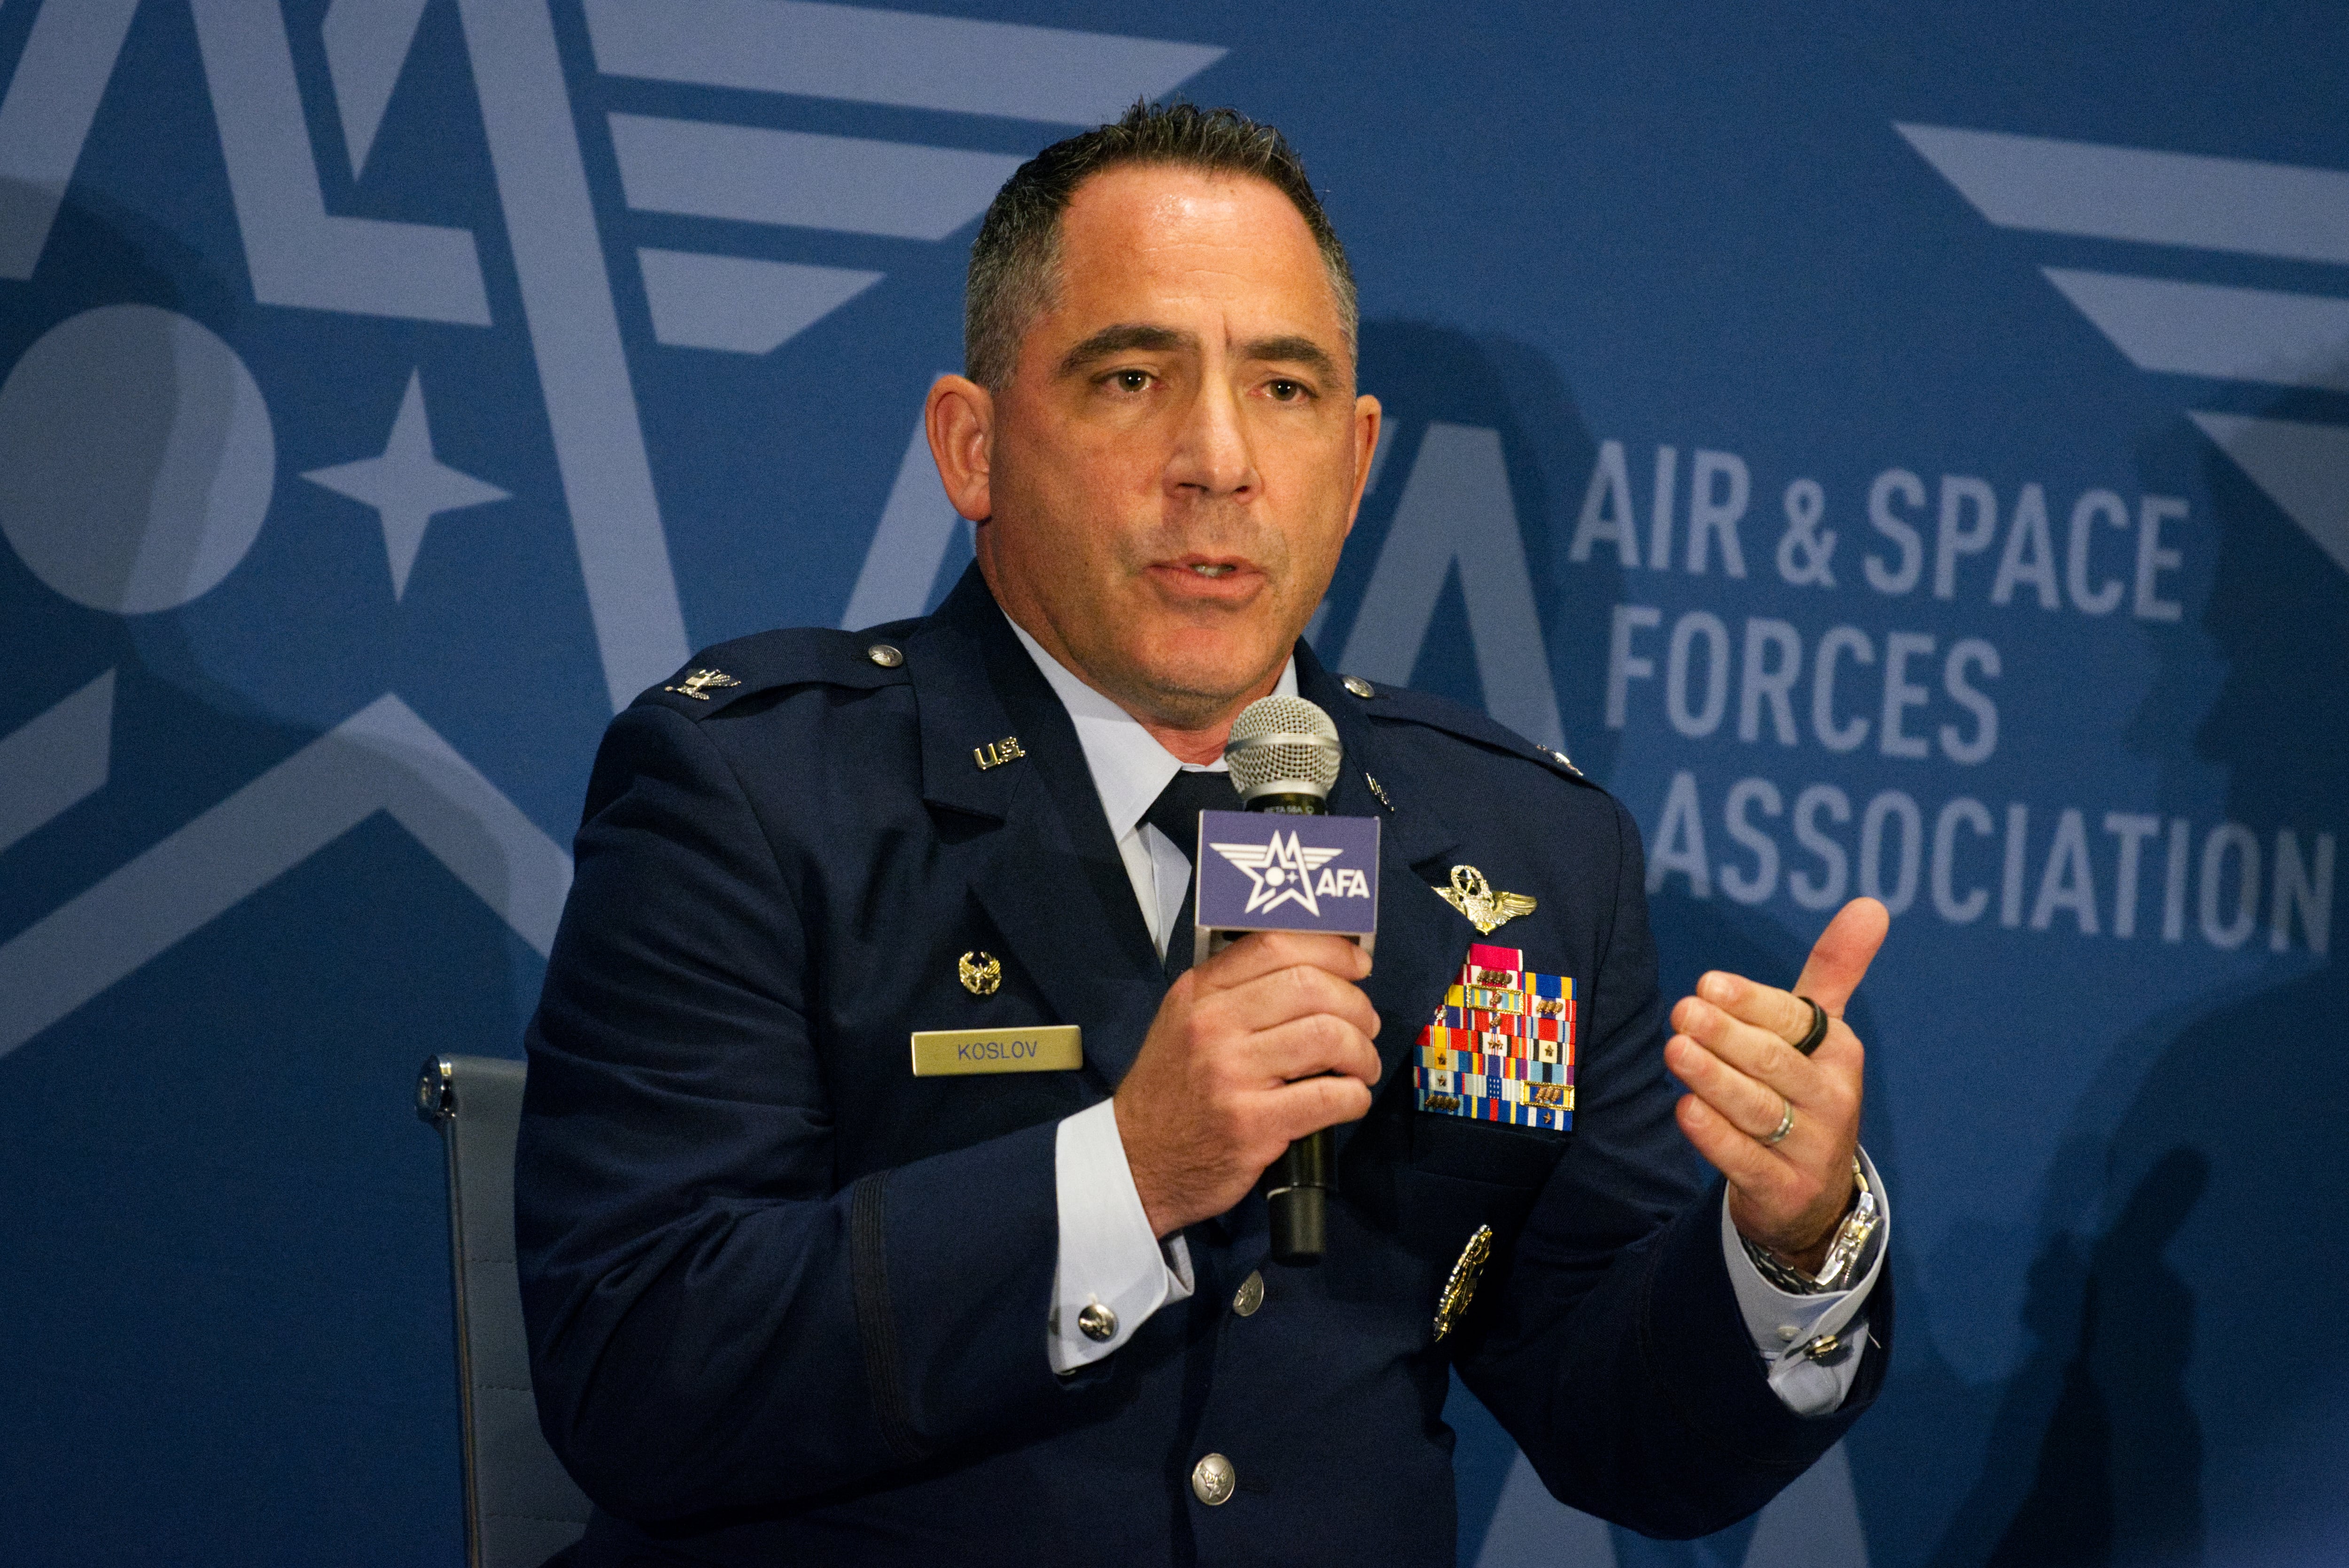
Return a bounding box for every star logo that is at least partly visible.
[1210,831,1349,917]
[303,370,510,599]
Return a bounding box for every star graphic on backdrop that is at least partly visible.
[303,370,509,599]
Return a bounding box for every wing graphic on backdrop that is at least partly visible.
[1899,123,2349,578]
[0,0,1221,1057]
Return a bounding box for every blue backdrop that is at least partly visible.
[2,2,2342,1563]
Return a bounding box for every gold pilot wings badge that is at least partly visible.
[1434,865,1536,934]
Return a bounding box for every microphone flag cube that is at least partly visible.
[1192,809,1380,962]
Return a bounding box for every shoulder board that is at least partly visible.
[1338,675,1599,789]
[637,625,916,718]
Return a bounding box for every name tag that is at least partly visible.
[909,1025,1082,1077]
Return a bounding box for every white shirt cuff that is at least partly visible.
[1048,1099,1195,1374]
[1720,1146,1890,1417]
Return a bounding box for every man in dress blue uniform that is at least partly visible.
[518,104,1895,1566]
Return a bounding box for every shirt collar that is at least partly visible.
[1005,613,1299,842]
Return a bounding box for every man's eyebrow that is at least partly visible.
[1057,324,1195,375]
[1241,335,1339,380]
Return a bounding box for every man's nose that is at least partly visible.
[1166,376,1256,500]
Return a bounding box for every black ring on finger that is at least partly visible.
[1792,996,1829,1056]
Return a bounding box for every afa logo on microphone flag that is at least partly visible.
[1415,946,1576,1131]
[1194,810,1379,940]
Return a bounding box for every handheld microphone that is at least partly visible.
[1224,696,1345,815]
[1204,696,1371,1265]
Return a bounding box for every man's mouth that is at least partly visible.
[1147,554,1262,597]
[1160,554,1252,579]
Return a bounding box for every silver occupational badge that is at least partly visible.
[1434,865,1537,934]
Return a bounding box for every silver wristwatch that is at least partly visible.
[1741,1157,1878,1295]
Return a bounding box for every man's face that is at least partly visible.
[957,164,1379,731]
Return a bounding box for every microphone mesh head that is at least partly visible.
[1225,696,1343,803]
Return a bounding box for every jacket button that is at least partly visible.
[866,643,903,668]
[1077,1301,1118,1342]
[1232,1271,1264,1317]
[1341,675,1375,699]
[1190,1452,1236,1506]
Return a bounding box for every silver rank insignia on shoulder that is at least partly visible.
[958,951,1002,996]
[664,667,741,700]
[1435,865,1537,934]
[972,736,1026,770]
[1432,1224,1494,1342]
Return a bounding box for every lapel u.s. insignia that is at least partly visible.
[664,667,741,700]
[1434,865,1537,934]
[1432,1224,1494,1342]
[972,736,1026,770]
[958,951,1002,996]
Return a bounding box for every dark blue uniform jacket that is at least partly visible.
[517,567,1890,1566]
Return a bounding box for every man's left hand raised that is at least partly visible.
[1665,897,1889,1275]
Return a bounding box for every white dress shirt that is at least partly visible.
[1009,619,1882,1410]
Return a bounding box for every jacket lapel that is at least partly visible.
[1296,647,1474,1091]
[908,569,1164,1093]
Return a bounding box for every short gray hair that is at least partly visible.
[963,101,1358,391]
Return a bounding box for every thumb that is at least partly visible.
[1792,897,1889,1017]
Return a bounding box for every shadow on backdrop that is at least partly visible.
[0,182,544,1567]
[1913,383,2348,1567]
[1325,318,1623,782]
[2072,400,2349,1564]
[1979,1149,2206,1568]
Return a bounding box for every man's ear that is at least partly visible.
[1343,393,1383,534]
[926,375,994,522]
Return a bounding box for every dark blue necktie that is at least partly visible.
[1141,768,1240,982]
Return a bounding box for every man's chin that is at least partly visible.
[1120,641,1296,726]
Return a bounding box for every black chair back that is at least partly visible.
[419,1054,591,1568]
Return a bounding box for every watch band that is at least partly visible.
[1740,1157,1878,1295]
